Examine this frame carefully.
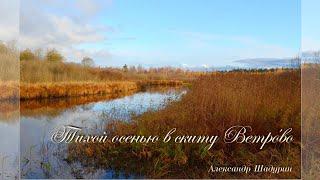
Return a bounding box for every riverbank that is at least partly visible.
[0,81,19,100]
[0,80,183,100]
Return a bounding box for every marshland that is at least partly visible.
[1,43,302,179]
[18,68,302,178]
[67,69,301,179]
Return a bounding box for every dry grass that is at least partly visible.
[20,81,138,100]
[20,53,194,83]
[0,81,19,100]
[0,43,19,100]
[302,64,320,179]
[17,46,188,101]
[21,60,100,83]
[18,80,182,100]
[0,80,183,100]
[0,42,19,82]
[68,70,301,178]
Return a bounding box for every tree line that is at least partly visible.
[20,48,95,67]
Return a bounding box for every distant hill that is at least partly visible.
[233,58,293,68]
[181,65,239,72]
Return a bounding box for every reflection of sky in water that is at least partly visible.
[0,120,19,179]
[93,89,183,121]
[20,88,186,179]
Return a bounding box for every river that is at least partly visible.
[19,87,186,179]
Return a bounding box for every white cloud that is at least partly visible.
[75,0,107,17]
[19,0,111,63]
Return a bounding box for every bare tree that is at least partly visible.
[123,64,128,72]
[81,57,95,67]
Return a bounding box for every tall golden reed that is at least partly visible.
[69,70,301,179]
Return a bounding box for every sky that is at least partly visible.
[302,0,320,51]
[0,0,315,68]
[0,0,19,42]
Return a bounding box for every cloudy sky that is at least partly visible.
[0,0,314,67]
[0,0,19,42]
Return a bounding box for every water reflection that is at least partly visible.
[0,101,19,180]
[20,87,186,179]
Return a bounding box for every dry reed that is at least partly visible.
[20,82,138,100]
[68,70,301,178]
[302,64,320,179]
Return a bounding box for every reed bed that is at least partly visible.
[0,80,183,101]
[137,80,183,87]
[302,64,320,179]
[19,80,183,100]
[68,70,301,179]
[20,82,138,100]
[0,43,19,82]
[0,43,19,100]
[0,81,19,100]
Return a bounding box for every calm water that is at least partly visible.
[0,120,19,180]
[20,87,186,179]
[0,101,19,180]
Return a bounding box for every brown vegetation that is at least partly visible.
[0,44,187,100]
[0,42,19,81]
[0,100,19,122]
[68,70,301,178]
[15,47,188,100]
[0,42,19,121]
[20,82,138,100]
[20,48,195,83]
[20,60,100,83]
[18,80,182,100]
[0,81,19,100]
[0,42,19,100]
[302,64,320,179]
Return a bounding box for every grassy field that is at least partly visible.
[68,69,301,179]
